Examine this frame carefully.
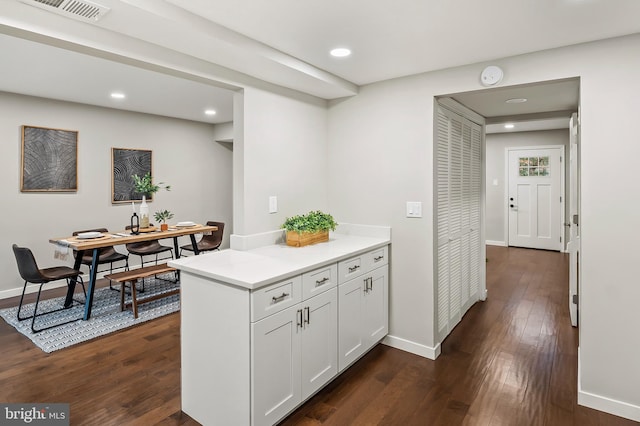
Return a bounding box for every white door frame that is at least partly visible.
[504,145,566,251]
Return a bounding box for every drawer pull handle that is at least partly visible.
[315,277,329,285]
[272,292,289,303]
[374,256,384,261]
[348,265,360,272]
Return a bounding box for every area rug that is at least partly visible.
[0,273,180,353]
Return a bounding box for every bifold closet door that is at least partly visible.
[435,105,483,342]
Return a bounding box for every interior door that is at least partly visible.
[568,113,580,326]
[508,148,563,251]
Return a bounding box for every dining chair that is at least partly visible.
[72,228,129,291]
[124,224,174,267]
[179,221,225,256]
[12,244,86,333]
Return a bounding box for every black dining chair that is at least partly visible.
[12,244,86,333]
[179,221,225,256]
[124,224,174,267]
[72,228,129,291]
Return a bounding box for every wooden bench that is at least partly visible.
[105,263,178,319]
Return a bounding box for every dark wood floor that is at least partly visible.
[0,246,637,425]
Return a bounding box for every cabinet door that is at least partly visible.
[338,277,366,372]
[363,266,388,349]
[301,287,337,399]
[251,305,301,426]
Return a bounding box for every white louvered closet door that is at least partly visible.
[435,104,484,342]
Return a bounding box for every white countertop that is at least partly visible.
[168,233,390,290]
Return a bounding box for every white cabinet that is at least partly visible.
[179,240,390,426]
[300,287,337,399]
[338,248,389,372]
[251,304,301,426]
[251,268,338,426]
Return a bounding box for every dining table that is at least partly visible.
[49,223,218,320]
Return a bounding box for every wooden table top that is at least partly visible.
[50,224,218,250]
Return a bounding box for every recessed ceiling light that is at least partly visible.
[204,109,217,116]
[330,47,351,58]
[110,92,125,99]
[504,124,515,129]
[505,98,527,104]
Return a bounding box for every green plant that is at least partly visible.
[281,210,338,234]
[153,209,174,224]
[132,172,171,196]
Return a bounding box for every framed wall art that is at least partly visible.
[111,148,152,203]
[20,125,78,192]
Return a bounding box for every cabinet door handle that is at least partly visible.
[348,265,360,272]
[315,277,329,285]
[374,256,384,261]
[364,277,373,293]
[297,309,303,329]
[272,292,289,303]
[304,306,310,326]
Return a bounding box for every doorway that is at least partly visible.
[437,77,580,346]
[507,146,564,251]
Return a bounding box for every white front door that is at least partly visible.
[508,147,563,251]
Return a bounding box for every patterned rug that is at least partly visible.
[0,274,180,353]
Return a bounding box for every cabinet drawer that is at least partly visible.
[302,264,337,301]
[338,254,366,284]
[367,246,388,269]
[251,276,302,322]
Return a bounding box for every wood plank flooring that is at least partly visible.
[0,246,636,425]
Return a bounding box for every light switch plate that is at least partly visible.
[269,196,278,214]
[406,201,422,218]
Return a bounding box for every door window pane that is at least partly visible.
[518,156,550,177]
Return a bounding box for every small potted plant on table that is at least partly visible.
[281,210,338,247]
[154,210,174,231]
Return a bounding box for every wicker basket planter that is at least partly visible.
[286,230,329,247]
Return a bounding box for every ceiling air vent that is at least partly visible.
[18,0,111,22]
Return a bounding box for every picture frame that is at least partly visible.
[111,148,152,203]
[20,125,78,192]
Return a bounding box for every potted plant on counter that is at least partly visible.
[154,210,174,231]
[281,210,338,247]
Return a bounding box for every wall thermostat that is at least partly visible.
[480,65,504,86]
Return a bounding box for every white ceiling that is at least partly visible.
[1,0,638,124]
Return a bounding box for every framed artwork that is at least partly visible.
[111,148,152,203]
[20,125,78,192]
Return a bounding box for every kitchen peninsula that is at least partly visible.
[169,224,391,426]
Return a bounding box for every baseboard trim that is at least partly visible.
[0,281,69,300]
[485,240,507,247]
[382,334,440,360]
[577,348,640,422]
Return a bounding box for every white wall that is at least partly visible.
[235,87,328,235]
[485,129,570,246]
[0,92,233,295]
[328,34,640,419]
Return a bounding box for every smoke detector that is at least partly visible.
[18,0,111,22]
